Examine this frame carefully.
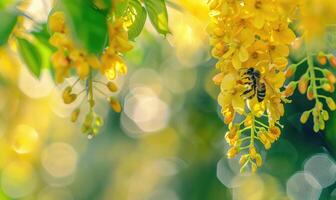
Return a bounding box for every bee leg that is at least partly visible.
[247,89,256,99]
[242,81,253,85]
[241,87,254,97]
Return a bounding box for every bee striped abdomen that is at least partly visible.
[257,82,266,102]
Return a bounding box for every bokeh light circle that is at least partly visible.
[41,142,78,178]
[122,87,170,136]
[231,174,264,200]
[19,68,54,98]
[304,153,336,188]
[11,124,39,154]
[286,171,322,200]
[216,156,240,188]
[1,161,37,198]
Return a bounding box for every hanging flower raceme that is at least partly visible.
[48,11,133,138]
[283,0,336,133]
[208,0,296,172]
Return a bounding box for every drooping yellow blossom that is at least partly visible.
[208,0,296,171]
[48,11,132,138]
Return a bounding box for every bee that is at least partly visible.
[240,67,266,102]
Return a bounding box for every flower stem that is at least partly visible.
[250,115,255,147]
[88,68,94,110]
[305,37,320,106]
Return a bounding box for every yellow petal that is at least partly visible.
[221,73,235,91]
[232,94,245,114]
[232,52,241,69]
[239,47,249,62]
[282,28,296,44]
[252,15,265,29]
[218,93,232,107]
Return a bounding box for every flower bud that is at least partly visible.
[298,75,309,94]
[300,110,310,124]
[227,147,238,159]
[224,110,234,124]
[258,131,268,144]
[269,126,281,138]
[322,110,329,121]
[109,97,122,113]
[249,146,257,159]
[71,108,80,122]
[285,64,297,78]
[63,94,77,104]
[319,118,325,130]
[227,127,238,140]
[322,82,334,92]
[251,162,257,173]
[317,52,327,65]
[239,155,249,166]
[306,86,314,100]
[329,55,336,68]
[264,141,271,150]
[329,84,335,92]
[284,81,297,97]
[316,102,323,111]
[326,97,336,110]
[106,81,118,92]
[323,69,336,84]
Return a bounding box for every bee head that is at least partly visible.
[246,67,255,75]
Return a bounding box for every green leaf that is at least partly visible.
[0,8,18,46]
[60,0,108,54]
[127,0,147,40]
[115,0,129,17]
[31,24,55,51]
[17,38,42,78]
[144,0,169,35]
[31,24,57,80]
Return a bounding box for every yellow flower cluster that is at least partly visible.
[208,0,296,172]
[49,12,132,83]
[48,11,132,138]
